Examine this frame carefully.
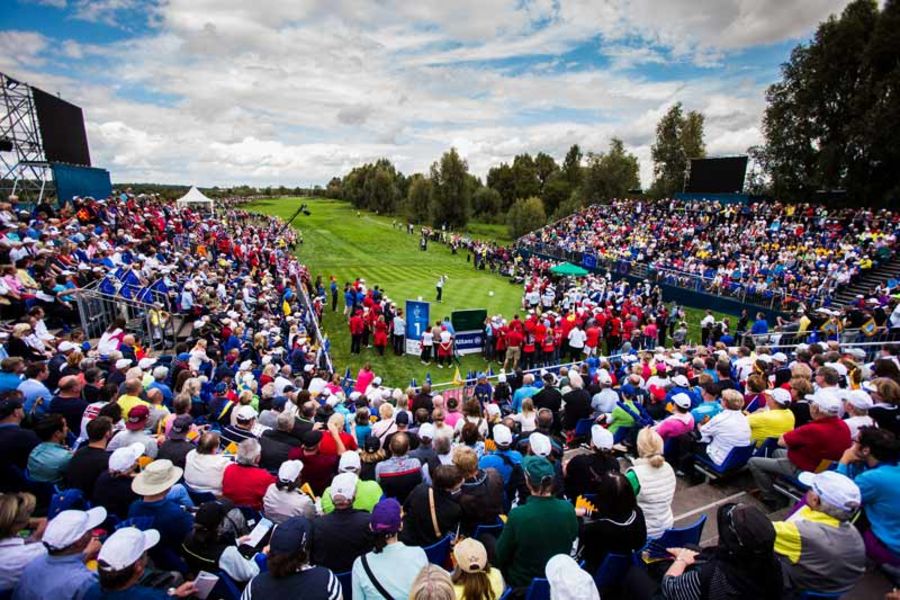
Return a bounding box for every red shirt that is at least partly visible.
[287,449,339,496]
[506,329,524,348]
[319,431,358,455]
[585,326,601,348]
[221,464,276,510]
[783,417,851,472]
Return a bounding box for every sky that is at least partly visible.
[0,0,853,188]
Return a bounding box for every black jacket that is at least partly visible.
[259,429,300,472]
[401,483,462,547]
[310,508,373,573]
[562,389,592,431]
[457,469,505,535]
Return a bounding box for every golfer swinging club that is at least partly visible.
[436,274,447,302]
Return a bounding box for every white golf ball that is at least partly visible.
[488,291,495,296]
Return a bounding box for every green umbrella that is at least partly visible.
[550,262,589,277]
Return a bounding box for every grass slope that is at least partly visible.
[251,197,736,388]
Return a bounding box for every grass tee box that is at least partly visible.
[250,197,736,387]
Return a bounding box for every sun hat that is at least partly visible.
[330,472,358,501]
[797,470,861,512]
[277,460,304,483]
[97,527,160,571]
[131,459,183,496]
[590,425,613,450]
[125,405,150,430]
[453,537,488,574]
[108,443,144,473]
[43,507,107,551]
[370,498,403,534]
[269,517,312,555]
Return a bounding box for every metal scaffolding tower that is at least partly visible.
[0,72,54,204]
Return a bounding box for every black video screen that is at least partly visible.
[32,87,91,166]
[686,157,747,193]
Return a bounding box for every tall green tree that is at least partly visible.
[507,196,546,238]
[649,103,705,198]
[403,174,432,223]
[486,163,517,212]
[429,148,472,228]
[581,138,640,203]
[472,186,502,219]
[511,154,541,201]
[562,144,583,187]
[534,152,559,190]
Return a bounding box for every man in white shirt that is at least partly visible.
[698,389,751,465]
[567,325,586,361]
[700,310,716,346]
[843,389,875,440]
[273,365,294,396]
[392,313,405,356]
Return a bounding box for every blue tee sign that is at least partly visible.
[405,300,430,355]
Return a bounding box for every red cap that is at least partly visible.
[126,405,150,430]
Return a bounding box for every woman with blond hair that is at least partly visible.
[0,493,46,592]
[371,402,397,448]
[626,428,676,539]
[410,564,455,600]
[450,538,504,600]
[869,377,900,435]
[6,323,45,361]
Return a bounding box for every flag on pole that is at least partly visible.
[426,372,432,386]
[452,366,464,387]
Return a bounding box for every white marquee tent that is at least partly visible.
[175,186,215,214]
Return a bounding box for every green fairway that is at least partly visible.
[250,197,737,388]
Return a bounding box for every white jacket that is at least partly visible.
[699,409,751,465]
[630,458,676,539]
[184,450,232,496]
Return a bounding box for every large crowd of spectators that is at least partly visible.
[0,192,899,600]
[519,199,899,309]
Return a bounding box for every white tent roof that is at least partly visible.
[176,186,214,206]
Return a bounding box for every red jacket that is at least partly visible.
[222,464,276,510]
[349,315,365,335]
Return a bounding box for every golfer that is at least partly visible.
[436,275,447,303]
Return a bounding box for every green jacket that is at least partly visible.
[495,495,578,588]
[320,479,383,514]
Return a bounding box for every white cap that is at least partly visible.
[529,432,552,457]
[138,357,157,370]
[672,375,690,388]
[485,403,501,418]
[671,392,692,409]
[545,554,600,600]
[846,390,874,410]
[372,376,382,386]
[57,341,77,353]
[597,371,612,385]
[115,359,133,370]
[805,389,843,415]
[239,360,253,371]
[825,362,849,377]
[772,352,789,362]
[235,405,258,421]
[330,472,358,500]
[498,373,507,383]
[98,527,160,571]
[417,423,436,440]
[590,425,613,450]
[769,388,793,406]
[492,424,513,447]
[861,381,878,394]
[152,366,169,379]
[338,451,361,473]
[844,347,866,360]
[349,391,362,401]
[277,460,303,482]
[798,470,861,512]
[44,507,107,551]
[108,442,145,473]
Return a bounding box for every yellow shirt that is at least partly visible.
[747,408,795,444]
[453,568,504,600]
[117,394,150,417]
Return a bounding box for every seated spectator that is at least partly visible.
[263,459,315,524]
[401,464,463,547]
[13,506,106,600]
[220,405,260,448]
[85,526,196,598]
[409,422,440,477]
[181,499,259,583]
[319,412,357,456]
[64,416,112,498]
[450,538,505,600]
[320,451,383,514]
[0,395,39,476]
[144,389,169,434]
[843,389,875,440]
[27,413,72,484]
[222,439,276,510]
[374,433,422,503]
[47,376,88,434]
[453,446,504,535]
[114,379,148,419]
[868,377,900,435]
[746,388,795,445]
[107,405,158,459]
[698,389,751,466]
[495,456,578,589]
[311,472,373,573]
[410,564,455,600]
[157,415,194,469]
[690,381,723,427]
[128,459,194,556]
[654,393,695,440]
[288,430,338,497]
[837,427,900,566]
[478,423,523,491]
[577,470,646,576]
[750,389,850,509]
[564,425,619,501]
[259,412,301,471]
[92,443,143,519]
[545,555,599,600]
[657,503,783,600]
[0,492,47,593]
[626,428,676,539]
[351,498,428,600]
[0,357,25,393]
[773,471,865,594]
[184,432,231,497]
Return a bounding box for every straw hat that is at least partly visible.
[131,459,183,496]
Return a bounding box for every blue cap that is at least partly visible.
[214,382,228,394]
[269,517,312,555]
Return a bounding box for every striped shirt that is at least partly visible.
[241,565,340,600]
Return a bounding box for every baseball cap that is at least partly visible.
[523,455,555,482]
[330,472,358,501]
[57,341,77,353]
[498,373,507,383]
[126,405,150,430]
[137,357,157,370]
[269,517,312,555]
[370,498,403,533]
[846,390,873,410]
[303,429,323,448]
[235,405,257,422]
[395,411,410,425]
[108,443,145,473]
[590,425,613,450]
[151,366,169,379]
[529,432,552,457]
[338,451,361,473]
[115,359,133,370]
[372,376,382,386]
[98,527,160,571]
[805,389,843,415]
[492,424,513,447]
[546,554,598,600]
[672,375,690,388]
[772,352,788,362]
[417,423,435,441]
[277,460,303,483]
[169,414,193,439]
[671,392,692,409]
[769,388,793,406]
[453,537,488,573]
[43,507,107,551]
[798,471,861,512]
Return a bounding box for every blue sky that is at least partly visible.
[0,0,852,186]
